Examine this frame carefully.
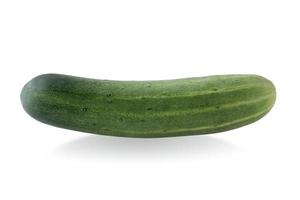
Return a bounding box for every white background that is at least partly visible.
[0,0,299,199]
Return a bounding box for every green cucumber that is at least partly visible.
[21,74,276,137]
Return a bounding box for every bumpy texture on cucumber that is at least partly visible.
[21,74,276,137]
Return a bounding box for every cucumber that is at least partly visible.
[21,74,276,137]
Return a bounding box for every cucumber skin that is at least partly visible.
[21,74,276,138]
